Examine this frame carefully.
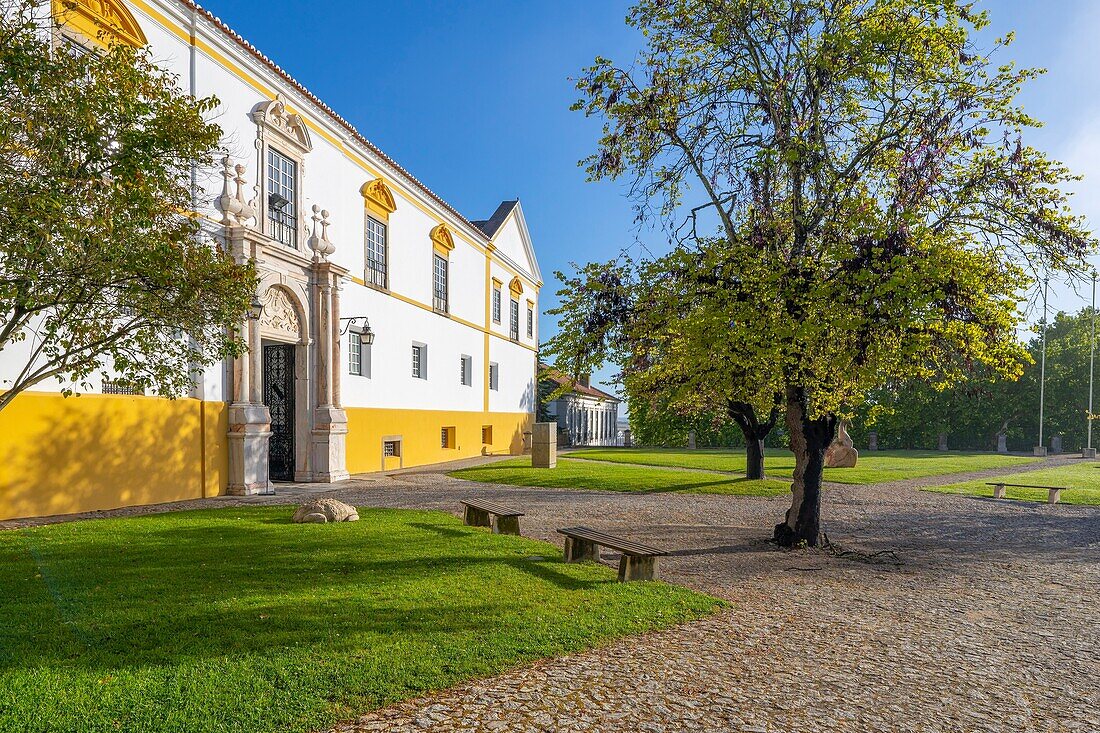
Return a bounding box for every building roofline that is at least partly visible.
[172,0,533,273]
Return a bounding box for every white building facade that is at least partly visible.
[0,0,541,520]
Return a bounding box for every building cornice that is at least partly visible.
[130,0,541,287]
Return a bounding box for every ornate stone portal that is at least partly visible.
[219,158,350,494]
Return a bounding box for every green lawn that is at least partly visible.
[450,456,790,496]
[565,448,1040,485]
[926,461,1100,505]
[0,507,720,733]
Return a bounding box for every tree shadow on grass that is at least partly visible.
[502,557,607,591]
[408,521,469,538]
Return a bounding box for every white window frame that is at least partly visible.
[527,305,534,339]
[348,327,370,378]
[412,342,428,380]
[365,216,388,289]
[266,147,298,247]
[460,354,473,386]
[492,286,501,324]
[509,299,520,341]
[433,254,449,314]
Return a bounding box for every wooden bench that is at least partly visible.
[460,498,523,535]
[985,482,1068,504]
[556,526,667,582]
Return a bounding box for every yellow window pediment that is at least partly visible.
[509,276,524,297]
[360,178,397,220]
[430,223,455,255]
[53,0,147,48]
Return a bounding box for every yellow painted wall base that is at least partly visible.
[0,392,227,521]
[345,407,532,474]
[0,393,531,520]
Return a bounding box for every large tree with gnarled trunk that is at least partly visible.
[551,0,1094,546]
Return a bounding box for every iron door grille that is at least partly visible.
[263,344,295,481]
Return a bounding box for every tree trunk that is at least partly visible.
[728,398,780,480]
[745,437,765,480]
[774,385,836,548]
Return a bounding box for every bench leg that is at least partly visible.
[564,537,600,562]
[463,506,491,528]
[993,484,1006,500]
[1048,489,1061,505]
[492,515,521,536]
[618,555,658,582]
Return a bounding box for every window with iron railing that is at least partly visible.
[365,216,387,288]
[267,148,297,247]
[433,254,448,314]
[509,299,520,340]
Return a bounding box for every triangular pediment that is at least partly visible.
[430,223,455,252]
[360,178,397,215]
[53,0,148,48]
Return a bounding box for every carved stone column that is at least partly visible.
[225,227,272,496]
[308,211,349,483]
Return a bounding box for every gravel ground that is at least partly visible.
[3,457,1098,732]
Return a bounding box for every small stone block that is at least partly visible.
[618,555,657,582]
[1048,489,1061,505]
[492,515,521,536]
[993,484,1006,500]
[531,422,557,468]
[463,505,491,527]
[1033,446,1048,457]
[564,537,600,563]
[1083,448,1097,459]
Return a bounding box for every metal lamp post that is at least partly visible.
[1035,277,1049,457]
[1087,272,1098,459]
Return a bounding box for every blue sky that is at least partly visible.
[204,0,1100,397]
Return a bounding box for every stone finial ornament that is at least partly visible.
[292,498,359,523]
[214,156,241,225]
[214,157,257,227]
[233,163,256,226]
[307,204,336,260]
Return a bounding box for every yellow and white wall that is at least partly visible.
[0,0,541,520]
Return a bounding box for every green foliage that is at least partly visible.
[0,1,255,409]
[550,0,1094,426]
[0,507,720,733]
[856,307,1100,452]
[553,0,1094,542]
[627,397,788,449]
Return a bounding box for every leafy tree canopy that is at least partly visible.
[549,0,1095,544]
[0,1,256,410]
